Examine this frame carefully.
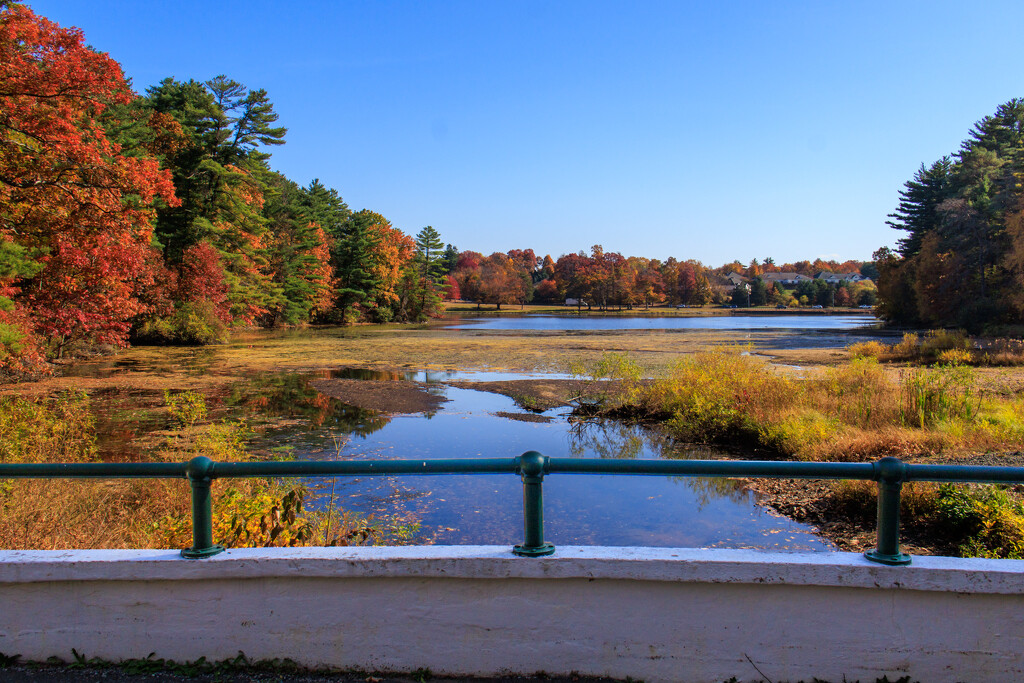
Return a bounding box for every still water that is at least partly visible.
[235,371,834,551]
[446,314,876,331]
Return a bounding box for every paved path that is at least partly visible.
[0,666,625,682]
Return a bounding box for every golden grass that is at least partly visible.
[849,329,1024,367]
[0,393,390,551]
[585,348,1024,461]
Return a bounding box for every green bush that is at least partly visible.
[134,300,229,346]
[163,390,208,428]
[936,484,1024,559]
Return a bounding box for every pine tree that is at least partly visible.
[415,226,445,281]
[335,210,386,322]
[887,157,953,258]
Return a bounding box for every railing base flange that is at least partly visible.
[512,542,555,557]
[181,545,226,559]
[864,549,911,566]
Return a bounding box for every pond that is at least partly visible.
[57,319,867,551]
[229,370,834,551]
[445,313,877,331]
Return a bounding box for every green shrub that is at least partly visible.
[135,301,229,346]
[936,484,1024,559]
[163,390,208,428]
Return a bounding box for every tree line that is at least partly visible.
[878,98,1024,331]
[448,247,874,311]
[0,4,450,371]
[0,5,874,372]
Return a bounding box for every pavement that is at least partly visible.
[0,665,626,683]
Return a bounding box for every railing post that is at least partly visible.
[864,456,911,566]
[181,456,225,559]
[513,451,555,557]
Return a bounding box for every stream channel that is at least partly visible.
[70,314,884,551]
[227,368,835,551]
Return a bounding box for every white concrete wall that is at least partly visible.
[1,546,1023,682]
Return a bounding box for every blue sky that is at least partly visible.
[27,1,1024,266]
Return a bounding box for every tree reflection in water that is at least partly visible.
[566,418,748,509]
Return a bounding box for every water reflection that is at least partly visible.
[73,362,834,550]
[225,372,391,437]
[567,420,661,460]
[446,314,876,331]
[233,372,834,551]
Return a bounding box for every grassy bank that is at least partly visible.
[572,349,1024,558]
[850,329,1024,366]
[0,391,413,551]
[587,348,1024,461]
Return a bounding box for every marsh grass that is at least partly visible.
[0,392,398,551]
[849,329,1024,367]
[585,348,1024,461]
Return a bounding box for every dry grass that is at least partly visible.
[587,348,1024,461]
[0,393,395,551]
[849,329,1024,367]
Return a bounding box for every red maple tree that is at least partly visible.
[0,5,178,364]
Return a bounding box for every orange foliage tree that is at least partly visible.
[0,5,178,366]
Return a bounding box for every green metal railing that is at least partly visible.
[3,453,1024,565]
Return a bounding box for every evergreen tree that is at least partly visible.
[887,157,953,258]
[334,210,385,321]
[441,243,460,274]
[415,226,445,281]
[878,98,1024,329]
[141,76,289,325]
[298,179,350,239]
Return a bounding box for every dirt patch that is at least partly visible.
[745,478,899,554]
[309,379,447,415]
[493,411,554,423]
[447,379,574,411]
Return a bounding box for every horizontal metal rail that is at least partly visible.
[2,454,1023,564]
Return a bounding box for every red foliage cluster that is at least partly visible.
[0,5,178,362]
[178,242,231,323]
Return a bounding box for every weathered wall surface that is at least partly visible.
[1,546,1022,682]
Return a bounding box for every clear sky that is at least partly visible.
[25,0,1024,266]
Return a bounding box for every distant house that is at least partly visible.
[724,272,749,286]
[761,272,812,286]
[815,271,871,285]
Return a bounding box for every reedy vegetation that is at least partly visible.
[581,348,1018,461]
[0,391,416,550]
[572,349,1024,557]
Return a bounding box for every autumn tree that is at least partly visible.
[506,249,540,306]
[478,253,520,310]
[554,252,595,309]
[0,5,178,365]
[452,251,484,306]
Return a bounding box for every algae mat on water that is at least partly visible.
[5,324,864,398]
